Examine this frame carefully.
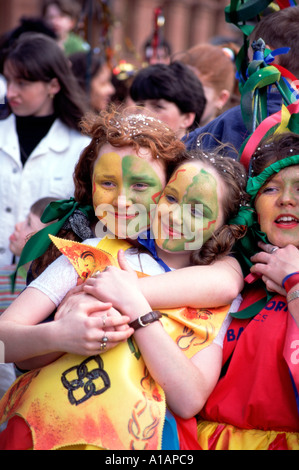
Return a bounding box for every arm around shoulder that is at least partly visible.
[0,287,58,363]
[138,256,244,309]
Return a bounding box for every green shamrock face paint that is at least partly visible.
[152,161,225,253]
[92,143,166,238]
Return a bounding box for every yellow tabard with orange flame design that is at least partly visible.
[0,237,230,450]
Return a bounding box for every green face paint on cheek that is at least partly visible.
[122,154,164,208]
[190,170,218,241]
[159,167,220,253]
[127,155,164,235]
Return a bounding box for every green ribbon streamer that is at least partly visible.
[229,205,272,318]
[11,198,94,292]
[225,0,272,86]
[288,113,299,133]
[230,205,268,272]
[225,0,294,115]
[230,295,271,319]
[241,65,281,132]
[225,0,273,25]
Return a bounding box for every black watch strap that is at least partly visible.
[129,311,162,331]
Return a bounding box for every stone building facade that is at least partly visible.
[0,0,241,65]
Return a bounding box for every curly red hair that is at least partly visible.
[74,106,186,207]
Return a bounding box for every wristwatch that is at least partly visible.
[129,311,162,331]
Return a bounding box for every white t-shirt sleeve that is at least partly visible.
[29,255,78,307]
[212,294,243,348]
[29,238,102,306]
[28,237,168,307]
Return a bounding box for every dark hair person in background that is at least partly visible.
[143,37,172,65]
[41,0,90,55]
[129,61,206,139]
[0,32,90,266]
[69,51,115,112]
[0,16,58,120]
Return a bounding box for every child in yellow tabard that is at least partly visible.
[0,108,247,450]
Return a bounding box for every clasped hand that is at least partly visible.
[53,250,142,356]
[250,242,299,295]
[83,249,142,314]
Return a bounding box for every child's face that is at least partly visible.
[9,211,47,257]
[255,165,299,248]
[92,143,166,239]
[152,160,226,253]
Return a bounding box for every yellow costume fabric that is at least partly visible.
[0,237,231,450]
[197,421,299,450]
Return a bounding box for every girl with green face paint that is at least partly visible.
[152,161,224,262]
[0,107,250,450]
[148,151,247,270]
[92,146,166,239]
[20,107,246,314]
[194,132,299,451]
[25,106,185,278]
[0,108,185,368]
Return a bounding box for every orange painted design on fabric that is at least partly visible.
[49,235,117,279]
[0,369,40,422]
[128,392,162,450]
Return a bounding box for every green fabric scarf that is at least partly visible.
[11,198,94,292]
[247,154,299,200]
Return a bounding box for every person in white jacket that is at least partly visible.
[0,32,91,265]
